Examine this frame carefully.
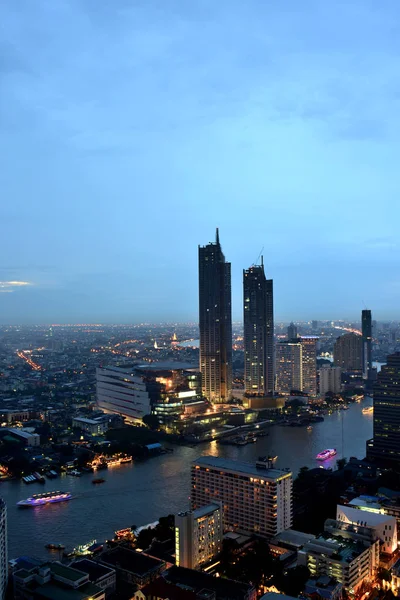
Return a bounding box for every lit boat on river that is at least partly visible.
[17,491,72,507]
[316,449,337,461]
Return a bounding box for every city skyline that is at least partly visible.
[2,1,400,323]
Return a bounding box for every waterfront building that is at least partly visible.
[72,416,109,435]
[96,366,151,423]
[276,341,302,394]
[243,259,274,396]
[287,322,298,340]
[319,365,342,396]
[367,352,400,464]
[199,229,232,403]
[0,498,7,600]
[298,528,379,593]
[336,504,397,555]
[191,456,293,537]
[362,309,373,380]
[175,503,223,569]
[333,333,363,372]
[299,336,318,396]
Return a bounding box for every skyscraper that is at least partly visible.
[199,229,232,403]
[0,498,7,600]
[299,336,318,396]
[287,322,298,340]
[243,259,274,396]
[276,340,303,394]
[175,503,223,569]
[367,353,400,464]
[334,333,363,371]
[362,309,372,380]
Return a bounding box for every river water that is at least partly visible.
[0,399,373,559]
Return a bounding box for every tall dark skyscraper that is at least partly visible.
[199,229,232,403]
[287,322,298,340]
[243,259,274,396]
[362,309,372,380]
[367,352,400,464]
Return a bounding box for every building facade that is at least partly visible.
[243,259,274,396]
[191,456,292,537]
[299,337,318,397]
[333,333,363,372]
[0,498,7,600]
[96,366,151,423]
[336,504,397,555]
[319,365,342,396]
[367,352,400,464]
[175,503,223,569]
[72,416,109,435]
[287,322,298,340]
[362,309,372,380]
[199,229,232,403]
[276,341,302,394]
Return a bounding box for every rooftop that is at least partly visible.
[193,455,291,481]
[31,581,101,600]
[72,559,115,581]
[100,547,164,576]
[164,566,254,600]
[50,562,88,583]
[338,504,393,526]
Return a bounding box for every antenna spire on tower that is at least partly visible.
[216,227,220,245]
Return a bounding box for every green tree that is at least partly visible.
[142,414,160,431]
[274,565,310,596]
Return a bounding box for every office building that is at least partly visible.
[199,229,232,403]
[243,259,274,396]
[72,416,109,436]
[175,503,223,569]
[287,322,298,340]
[2,428,40,447]
[367,352,400,464]
[362,309,372,380]
[333,333,363,372]
[191,456,293,537]
[336,504,397,555]
[96,366,151,424]
[0,498,7,600]
[319,365,342,396]
[299,336,318,396]
[276,341,302,394]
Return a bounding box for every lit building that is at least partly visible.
[175,503,223,569]
[287,322,298,340]
[0,498,7,600]
[362,309,372,380]
[243,259,274,396]
[96,366,151,423]
[367,352,400,464]
[336,504,397,555]
[72,416,109,435]
[276,341,302,394]
[299,336,318,396]
[199,229,232,403]
[319,365,342,396]
[191,456,292,537]
[333,333,363,372]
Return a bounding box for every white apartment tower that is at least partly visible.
[175,503,223,569]
[319,365,342,396]
[96,366,151,423]
[191,456,292,538]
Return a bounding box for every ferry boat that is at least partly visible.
[92,478,105,484]
[307,425,313,431]
[362,406,374,414]
[316,449,337,461]
[70,539,97,556]
[17,491,72,508]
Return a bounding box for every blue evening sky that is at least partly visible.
[1,0,400,324]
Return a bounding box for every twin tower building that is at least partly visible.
[199,229,273,403]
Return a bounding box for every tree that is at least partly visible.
[142,414,160,431]
[336,457,347,470]
[274,565,310,596]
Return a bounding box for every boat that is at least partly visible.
[69,470,82,477]
[33,472,45,483]
[17,491,72,507]
[92,478,105,484]
[46,543,65,550]
[316,449,337,461]
[307,425,313,431]
[88,542,103,553]
[46,470,58,479]
[362,406,373,414]
[96,462,108,471]
[71,539,97,556]
[120,456,132,463]
[22,475,37,484]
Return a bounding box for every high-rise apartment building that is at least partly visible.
[243,259,274,396]
[362,309,372,380]
[96,366,151,423]
[175,503,223,569]
[299,336,318,396]
[0,498,7,600]
[199,229,232,403]
[287,322,298,340]
[191,456,293,537]
[276,341,302,394]
[367,353,400,464]
[334,333,363,372]
[319,365,342,396]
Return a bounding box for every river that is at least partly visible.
[0,398,373,559]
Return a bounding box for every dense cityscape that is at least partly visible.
[0,229,400,600]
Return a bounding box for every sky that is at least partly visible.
[1,0,400,324]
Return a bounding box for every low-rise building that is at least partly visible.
[175,503,223,570]
[304,576,343,600]
[72,417,109,435]
[163,566,256,600]
[72,559,116,596]
[3,428,40,447]
[99,547,165,588]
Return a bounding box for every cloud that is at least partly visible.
[0,281,32,292]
